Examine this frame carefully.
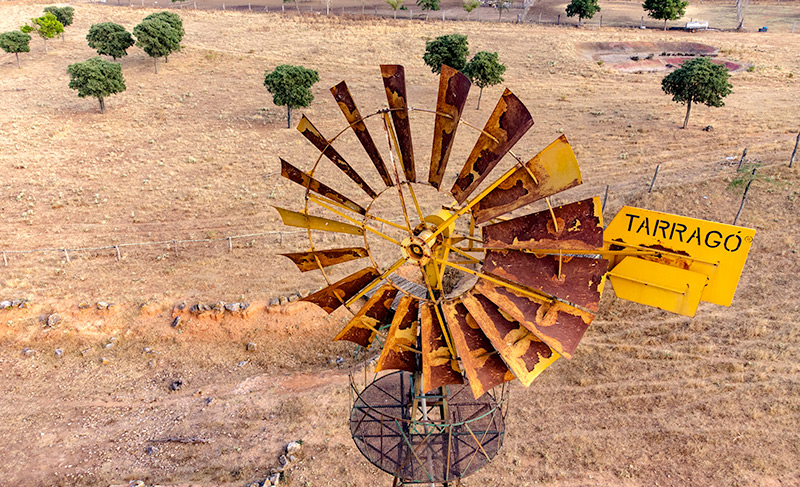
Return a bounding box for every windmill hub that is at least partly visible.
[400,235,432,265]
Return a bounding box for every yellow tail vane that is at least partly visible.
[605,206,755,312]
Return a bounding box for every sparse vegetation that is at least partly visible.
[0,31,31,68]
[661,57,732,129]
[464,51,506,109]
[67,57,126,114]
[263,64,319,129]
[423,33,469,74]
[86,22,135,60]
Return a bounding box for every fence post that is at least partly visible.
[409,8,412,19]
[228,237,233,252]
[193,1,196,8]
[115,246,121,261]
[557,14,560,24]
[63,249,71,263]
[649,164,660,193]
[792,21,796,33]
[538,12,541,23]
[602,184,609,213]
[734,168,756,225]
[640,15,644,28]
[790,132,799,167]
[737,147,748,170]
[249,2,251,10]
[173,240,179,258]
[600,15,602,27]
[2,251,7,267]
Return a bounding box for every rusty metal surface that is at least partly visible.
[461,291,558,387]
[450,89,533,204]
[484,250,608,312]
[330,81,394,187]
[420,303,463,394]
[375,296,419,373]
[429,65,471,190]
[442,300,513,399]
[474,279,594,359]
[280,247,369,272]
[482,197,603,251]
[280,158,366,215]
[274,207,365,236]
[301,267,380,314]
[334,284,398,347]
[472,135,582,224]
[296,115,378,198]
[381,65,415,182]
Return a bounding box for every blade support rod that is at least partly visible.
[308,194,402,246]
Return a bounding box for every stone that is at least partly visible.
[1,300,13,309]
[268,298,280,307]
[246,342,256,352]
[225,302,241,312]
[240,302,250,310]
[170,380,183,391]
[287,293,299,303]
[279,454,288,467]
[21,347,34,357]
[77,301,90,309]
[101,357,110,365]
[46,314,60,327]
[212,301,225,312]
[54,348,63,358]
[143,347,151,354]
[279,296,288,306]
[12,299,26,308]
[105,342,114,349]
[703,125,714,132]
[96,301,109,310]
[171,316,181,328]
[286,441,302,456]
[175,301,187,311]
[145,445,156,455]
[268,473,281,485]
[237,360,248,367]
[129,481,145,487]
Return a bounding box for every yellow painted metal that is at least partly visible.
[608,257,708,317]
[424,209,455,239]
[605,206,755,307]
[274,207,364,236]
[345,257,407,306]
[308,195,401,246]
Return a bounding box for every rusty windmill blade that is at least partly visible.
[460,291,559,387]
[474,279,594,359]
[381,65,415,182]
[331,81,394,187]
[484,250,608,312]
[482,197,603,251]
[274,207,365,236]
[472,135,582,224]
[297,115,378,198]
[301,267,381,314]
[280,158,367,215]
[375,296,420,373]
[450,89,534,205]
[442,299,514,399]
[280,248,369,272]
[334,284,399,347]
[420,302,463,394]
[429,65,471,189]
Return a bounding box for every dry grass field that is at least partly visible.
[1,2,799,486]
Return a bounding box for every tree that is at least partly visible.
[423,33,469,74]
[736,0,749,30]
[43,6,74,40]
[67,57,126,114]
[0,31,31,68]
[488,0,511,20]
[661,57,732,129]
[463,0,480,19]
[565,0,600,26]
[263,64,319,129]
[386,0,404,18]
[142,11,184,62]
[464,51,506,110]
[133,19,181,73]
[21,12,63,53]
[87,22,135,60]
[642,0,688,30]
[417,0,440,20]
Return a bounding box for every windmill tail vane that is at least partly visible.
[272,64,755,485]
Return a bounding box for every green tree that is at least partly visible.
[142,11,184,61]
[386,0,404,18]
[463,0,480,19]
[87,22,135,60]
[43,6,74,40]
[642,0,688,30]
[565,0,600,26]
[263,64,319,129]
[0,31,31,68]
[488,0,510,20]
[423,33,469,74]
[464,51,506,110]
[661,57,732,129]
[417,0,440,20]
[133,18,181,73]
[67,57,126,114]
[21,12,63,53]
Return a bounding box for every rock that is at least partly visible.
[702,125,714,132]
[81,348,90,356]
[299,290,310,298]
[268,472,281,485]
[96,301,109,310]
[54,348,63,358]
[225,302,241,312]
[279,454,288,467]
[287,454,297,463]
[100,357,110,365]
[279,296,288,306]
[143,347,151,354]
[77,301,90,310]
[129,481,145,487]
[105,342,114,349]
[268,298,280,307]
[21,347,34,357]
[145,445,156,455]
[237,360,248,367]
[212,301,225,312]
[46,314,60,327]
[170,380,183,391]
[171,316,181,328]
[1,300,13,309]
[287,293,300,302]
[240,302,250,310]
[286,441,303,456]
[246,342,256,352]
[175,301,186,311]
[12,299,26,308]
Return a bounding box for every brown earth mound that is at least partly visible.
[579,41,745,72]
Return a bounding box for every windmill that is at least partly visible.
[274,65,755,485]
